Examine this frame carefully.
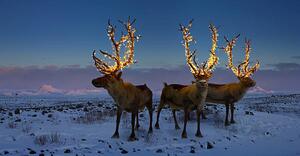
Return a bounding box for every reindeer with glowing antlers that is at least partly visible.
[155,20,219,138]
[204,35,260,126]
[159,34,260,128]
[91,18,153,141]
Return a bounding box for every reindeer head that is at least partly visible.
[92,17,139,89]
[222,35,260,88]
[92,72,123,88]
[180,20,219,88]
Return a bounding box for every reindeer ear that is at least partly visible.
[116,72,122,79]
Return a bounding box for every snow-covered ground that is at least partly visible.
[0,93,300,156]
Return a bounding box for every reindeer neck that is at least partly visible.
[190,83,208,94]
[238,80,251,93]
[106,80,126,102]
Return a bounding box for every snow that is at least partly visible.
[38,85,63,94]
[248,86,274,94]
[0,85,104,97]
[0,93,300,156]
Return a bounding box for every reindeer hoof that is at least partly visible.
[230,120,236,124]
[175,125,181,130]
[195,132,203,138]
[148,127,153,134]
[181,132,187,138]
[225,122,230,126]
[202,115,207,119]
[128,135,138,141]
[111,133,119,139]
[155,123,160,129]
[135,125,140,130]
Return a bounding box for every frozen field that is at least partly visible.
[0,93,300,156]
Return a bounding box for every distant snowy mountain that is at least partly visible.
[248,86,274,94]
[38,84,63,94]
[0,84,103,96]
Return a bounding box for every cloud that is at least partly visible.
[269,62,300,71]
[291,56,300,59]
[0,65,98,90]
[0,63,299,92]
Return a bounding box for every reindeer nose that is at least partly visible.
[92,79,97,86]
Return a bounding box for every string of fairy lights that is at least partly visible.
[223,35,260,78]
[93,19,139,75]
[92,18,259,78]
[180,20,219,79]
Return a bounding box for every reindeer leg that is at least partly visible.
[129,110,137,141]
[173,110,180,129]
[195,109,203,137]
[225,103,230,126]
[112,108,122,138]
[181,109,188,138]
[230,103,236,124]
[135,112,140,130]
[201,110,207,119]
[187,112,191,121]
[155,101,164,129]
[147,102,153,133]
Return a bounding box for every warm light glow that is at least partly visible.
[180,20,219,79]
[223,36,260,78]
[93,18,138,75]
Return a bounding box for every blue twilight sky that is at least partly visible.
[0,0,299,68]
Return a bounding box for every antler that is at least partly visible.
[222,34,241,77]
[222,35,260,78]
[205,24,219,72]
[242,39,260,77]
[180,20,219,79]
[93,17,139,75]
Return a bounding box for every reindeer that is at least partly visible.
[91,18,153,141]
[204,35,260,126]
[163,35,260,127]
[155,20,219,138]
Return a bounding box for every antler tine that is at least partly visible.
[130,18,136,26]
[93,18,140,75]
[244,60,260,77]
[192,50,200,68]
[240,38,260,77]
[223,34,260,78]
[188,19,193,29]
[92,50,112,74]
[99,50,118,62]
[120,18,137,67]
[201,61,207,71]
[127,16,131,24]
[223,35,240,77]
[205,23,219,72]
[239,38,250,74]
[180,20,199,76]
[106,20,121,64]
[237,61,246,77]
[224,36,230,43]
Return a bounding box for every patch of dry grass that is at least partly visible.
[34,132,63,146]
[75,110,116,124]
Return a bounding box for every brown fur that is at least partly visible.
[92,72,153,141]
[155,77,255,128]
[155,21,218,138]
[155,81,208,138]
[206,77,256,125]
